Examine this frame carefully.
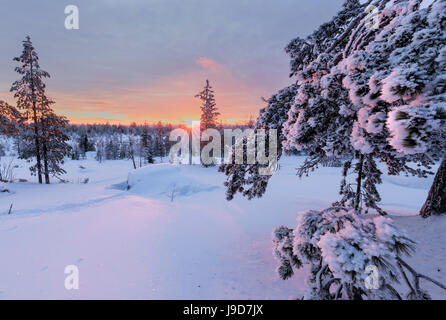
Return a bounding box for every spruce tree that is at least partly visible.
[140,125,154,164]
[95,137,105,163]
[154,121,167,159]
[40,109,71,183]
[10,36,51,184]
[337,0,446,216]
[196,80,220,131]
[274,0,437,214]
[220,0,446,298]
[220,0,387,211]
[78,131,94,157]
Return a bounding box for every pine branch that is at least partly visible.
[325,0,374,55]
[397,257,446,293]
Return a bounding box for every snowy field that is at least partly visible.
[0,154,445,299]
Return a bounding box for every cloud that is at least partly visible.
[81,101,114,107]
[197,58,224,73]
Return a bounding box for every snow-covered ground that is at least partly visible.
[0,154,444,299]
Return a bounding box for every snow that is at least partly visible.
[0,155,445,299]
[127,164,218,199]
[351,123,373,154]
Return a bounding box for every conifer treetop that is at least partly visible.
[195,79,220,131]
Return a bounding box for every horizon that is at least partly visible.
[65,118,252,127]
[0,0,343,125]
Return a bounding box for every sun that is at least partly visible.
[184,118,200,128]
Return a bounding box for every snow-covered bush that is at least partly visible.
[273,207,431,300]
[0,181,8,193]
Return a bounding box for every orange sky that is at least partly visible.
[3,57,285,125]
[0,1,344,125]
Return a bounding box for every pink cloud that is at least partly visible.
[197,57,224,73]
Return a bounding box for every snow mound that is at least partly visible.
[127,164,219,199]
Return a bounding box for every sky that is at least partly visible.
[0,0,343,125]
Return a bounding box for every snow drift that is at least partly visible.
[127,164,219,199]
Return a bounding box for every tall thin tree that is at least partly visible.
[196,80,220,131]
[10,36,51,184]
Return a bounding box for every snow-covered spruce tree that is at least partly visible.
[140,125,154,164]
[284,0,364,78]
[105,134,122,160]
[95,137,105,163]
[219,0,366,202]
[220,1,381,207]
[283,0,439,214]
[273,206,446,300]
[219,0,446,299]
[273,0,446,299]
[219,84,297,200]
[282,0,398,214]
[40,109,71,184]
[78,130,95,157]
[196,80,221,166]
[10,36,51,184]
[119,135,127,159]
[196,80,220,131]
[154,121,167,159]
[337,0,446,217]
[332,0,445,217]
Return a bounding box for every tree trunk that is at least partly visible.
[420,155,446,218]
[33,117,43,184]
[131,153,136,170]
[355,154,364,212]
[42,140,50,184]
[30,59,43,184]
